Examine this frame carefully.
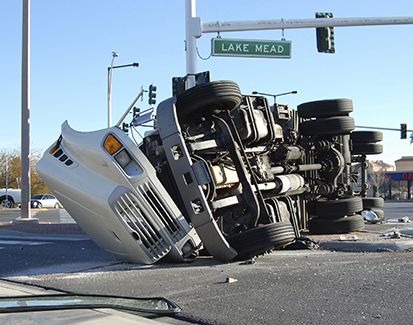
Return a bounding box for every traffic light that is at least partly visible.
[172,77,186,97]
[122,122,129,133]
[316,12,335,53]
[148,84,156,105]
[172,71,210,96]
[401,123,407,139]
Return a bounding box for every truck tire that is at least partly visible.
[351,143,383,155]
[300,116,355,136]
[308,215,365,234]
[298,99,353,118]
[175,80,242,123]
[0,196,14,208]
[362,197,384,209]
[227,222,296,260]
[315,197,363,218]
[350,131,383,143]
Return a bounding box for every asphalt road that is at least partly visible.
[1,202,413,324]
[2,248,413,324]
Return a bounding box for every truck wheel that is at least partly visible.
[351,143,383,155]
[315,197,363,218]
[227,222,296,260]
[308,215,364,234]
[362,197,384,209]
[0,196,14,208]
[350,131,383,143]
[31,201,42,209]
[298,99,353,118]
[300,116,355,136]
[175,80,242,122]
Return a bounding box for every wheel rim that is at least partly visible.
[1,199,12,208]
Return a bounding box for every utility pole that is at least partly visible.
[17,0,38,223]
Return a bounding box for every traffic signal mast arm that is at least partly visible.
[356,125,412,132]
[356,125,410,139]
[200,16,413,33]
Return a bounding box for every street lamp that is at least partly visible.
[107,52,118,128]
[107,52,139,127]
[252,90,298,105]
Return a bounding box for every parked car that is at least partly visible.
[31,194,62,209]
[0,188,21,208]
[37,79,379,264]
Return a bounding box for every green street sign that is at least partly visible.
[212,38,291,58]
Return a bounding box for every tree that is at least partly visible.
[0,148,50,195]
[352,160,392,197]
[367,162,389,197]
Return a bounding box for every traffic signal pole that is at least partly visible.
[185,0,413,88]
[185,0,201,88]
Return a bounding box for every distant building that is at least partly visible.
[369,160,394,172]
[383,156,413,200]
[394,156,413,171]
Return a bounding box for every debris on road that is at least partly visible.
[339,234,359,241]
[382,230,402,239]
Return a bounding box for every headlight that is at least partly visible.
[114,149,132,169]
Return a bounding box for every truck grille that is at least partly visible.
[114,184,185,260]
[137,184,185,239]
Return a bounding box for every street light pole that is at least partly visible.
[107,51,118,128]
[107,54,139,128]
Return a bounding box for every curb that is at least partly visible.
[0,223,86,235]
[318,240,413,252]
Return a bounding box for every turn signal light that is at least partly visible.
[103,134,123,155]
[49,145,58,155]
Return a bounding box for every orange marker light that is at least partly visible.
[103,134,123,155]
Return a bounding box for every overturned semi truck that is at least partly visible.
[37,80,383,264]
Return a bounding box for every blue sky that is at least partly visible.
[1,0,412,166]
